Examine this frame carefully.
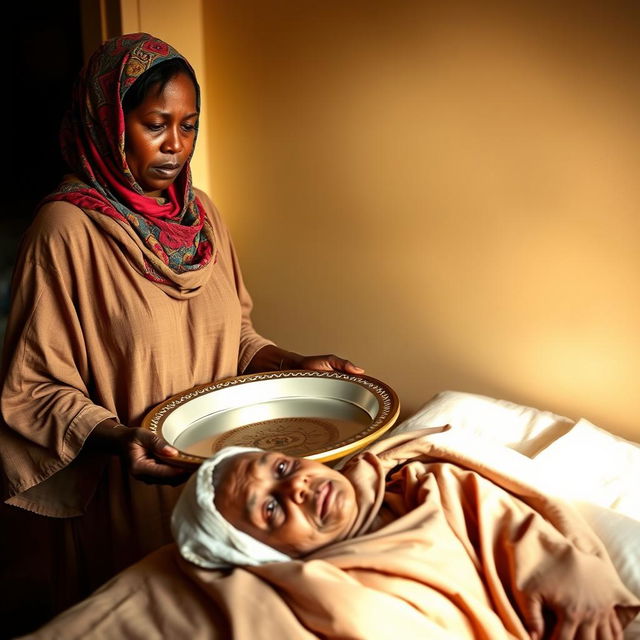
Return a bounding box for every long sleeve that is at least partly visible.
[0,209,117,515]
[1,195,275,517]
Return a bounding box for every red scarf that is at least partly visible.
[46,33,214,286]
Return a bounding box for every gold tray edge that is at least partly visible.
[307,403,401,462]
[144,370,400,468]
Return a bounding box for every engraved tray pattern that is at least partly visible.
[142,370,400,467]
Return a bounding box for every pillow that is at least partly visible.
[394,397,640,636]
[412,422,640,637]
[573,501,640,595]
[393,390,574,456]
[518,417,640,638]
[572,501,640,639]
[532,419,640,521]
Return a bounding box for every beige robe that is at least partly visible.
[0,190,272,635]
[23,430,640,640]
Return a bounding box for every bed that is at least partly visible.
[22,390,640,639]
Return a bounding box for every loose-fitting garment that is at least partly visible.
[22,430,640,640]
[0,189,272,635]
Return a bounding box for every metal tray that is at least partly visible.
[142,370,400,469]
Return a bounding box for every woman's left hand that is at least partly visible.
[86,421,192,486]
[246,345,364,375]
[297,354,364,375]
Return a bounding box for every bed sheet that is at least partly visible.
[24,390,640,639]
[391,390,640,638]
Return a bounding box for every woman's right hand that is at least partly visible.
[87,420,191,485]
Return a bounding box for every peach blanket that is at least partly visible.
[26,429,639,639]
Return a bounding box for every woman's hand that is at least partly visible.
[86,420,191,485]
[516,550,624,640]
[296,354,364,375]
[246,345,364,375]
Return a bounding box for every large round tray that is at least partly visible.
[142,370,400,469]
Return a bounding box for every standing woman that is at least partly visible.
[0,33,361,634]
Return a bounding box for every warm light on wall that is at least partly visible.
[199,2,639,440]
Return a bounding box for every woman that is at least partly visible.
[0,32,361,635]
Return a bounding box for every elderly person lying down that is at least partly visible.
[171,429,640,640]
[27,428,639,640]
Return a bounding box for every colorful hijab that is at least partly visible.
[46,33,215,294]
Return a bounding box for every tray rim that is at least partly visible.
[142,369,400,468]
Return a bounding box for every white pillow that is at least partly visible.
[393,390,574,456]
[415,423,640,637]
[394,396,640,636]
[532,419,640,521]
[573,501,640,595]
[572,502,640,639]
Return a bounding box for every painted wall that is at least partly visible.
[132,2,640,441]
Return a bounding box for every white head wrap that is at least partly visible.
[171,446,291,569]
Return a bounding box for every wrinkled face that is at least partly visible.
[214,451,358,557]
[124,71,198,197]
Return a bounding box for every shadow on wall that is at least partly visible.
[3,3,83,348]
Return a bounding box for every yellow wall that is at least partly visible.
[128,2,640,441]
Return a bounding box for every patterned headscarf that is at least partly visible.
[46,33,214,289]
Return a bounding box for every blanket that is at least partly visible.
[24,429,640,639]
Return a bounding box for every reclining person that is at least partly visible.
[172,430,640,640]
[172,446,359,567]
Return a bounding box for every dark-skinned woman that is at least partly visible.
[0,33,362,635]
